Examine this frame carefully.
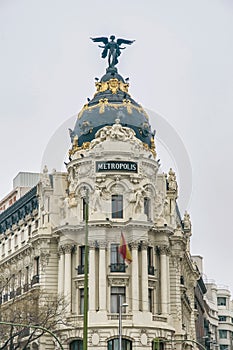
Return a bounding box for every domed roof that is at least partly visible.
[70,67,155,149]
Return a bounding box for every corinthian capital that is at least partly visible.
[63,244,74,254]
[157,245,170,255]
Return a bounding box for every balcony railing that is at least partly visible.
[16,286,22,296]
[148,265,155,275]
[110,263,126,273]
[10,290,15,299]
[31,274,39,286]
[23,283,29,292]
[3,293,8,302]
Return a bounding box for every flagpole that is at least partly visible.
[83,188,89,350]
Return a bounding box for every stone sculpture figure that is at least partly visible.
[134,188,144,214]
[91,35,135,68]
[41,165,51,187]
[92,186,102,213]
[183,211,191,230]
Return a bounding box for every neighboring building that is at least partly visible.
[0,172,40,213]
[192,256,207,349]
[204,280,219,350]
[216,286,233,350]
[0,44,202,350]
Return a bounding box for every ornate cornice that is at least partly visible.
[108,276,129,286]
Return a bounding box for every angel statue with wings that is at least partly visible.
[91,35,135,68]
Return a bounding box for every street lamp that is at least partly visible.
[119,294,128,350]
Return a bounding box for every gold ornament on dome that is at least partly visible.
[95,78,129,95]
[78,98,148,120]
[68,135,91,156]
[150,136,157,158]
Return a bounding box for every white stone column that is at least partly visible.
[141,242,149,311]
[58,246,65,295]
[64,244,73,312]
[160,246,168,314]
[99,242,107,311]
[131,242,139,311]
[89,242,96,311]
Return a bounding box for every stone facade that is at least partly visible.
[0,63,201,350]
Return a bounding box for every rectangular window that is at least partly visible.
[77,246,88,275]
[25,266,29,285]
[110,244,125,272]
[148,289,153,313]
[110,286,125,313]
[219,316,227,322]
[220,345,228,350]
[219,330,228,339]
[218,297,227,306]
[79,288,88,314]
[144,197,151,219]
[82,198,88,221]
[34,256,39,275]
[147,247,154,275]
[112,195,123,219]
[18,270,22,286]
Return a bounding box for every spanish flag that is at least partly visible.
[119,232,132,264]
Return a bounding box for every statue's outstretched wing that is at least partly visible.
[90,37,109,44]
[117,38,135,46]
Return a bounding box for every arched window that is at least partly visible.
[108,338,132,350]
[70,339,83,350]
[152,339,164,350]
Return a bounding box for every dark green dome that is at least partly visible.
[70,67,154,148]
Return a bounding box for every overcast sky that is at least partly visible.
[1,0,233,292]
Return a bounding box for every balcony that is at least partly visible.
[31,275,39,286]
[148,265,155,275]
[16,286,22,296]
[110,263,126,273]
[10,290,15,299]
[77,265,89,275]
[23,283,30,292]
[3,293,8,302]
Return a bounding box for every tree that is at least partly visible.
[0,282,66,350]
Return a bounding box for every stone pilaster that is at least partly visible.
[63,244,73,312]
[159,245,169,315]
[58,246,65,295]
[98,242,107,311]
[131,241,139,311]
[141,241,149,312]
[89,241,96,311]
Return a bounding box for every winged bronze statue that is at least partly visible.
[91,35,135,68]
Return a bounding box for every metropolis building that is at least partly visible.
[0,38,200,350]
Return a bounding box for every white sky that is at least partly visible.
[1,0,233,291]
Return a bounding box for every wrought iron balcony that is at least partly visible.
[23,283,29,292]
[10,290,15,299]
[148,265,155,275]
[31,274,39,286]
[3,293,8,302]
[110,263,126,273]
[77,265,89,275]
[16,286,22,296]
